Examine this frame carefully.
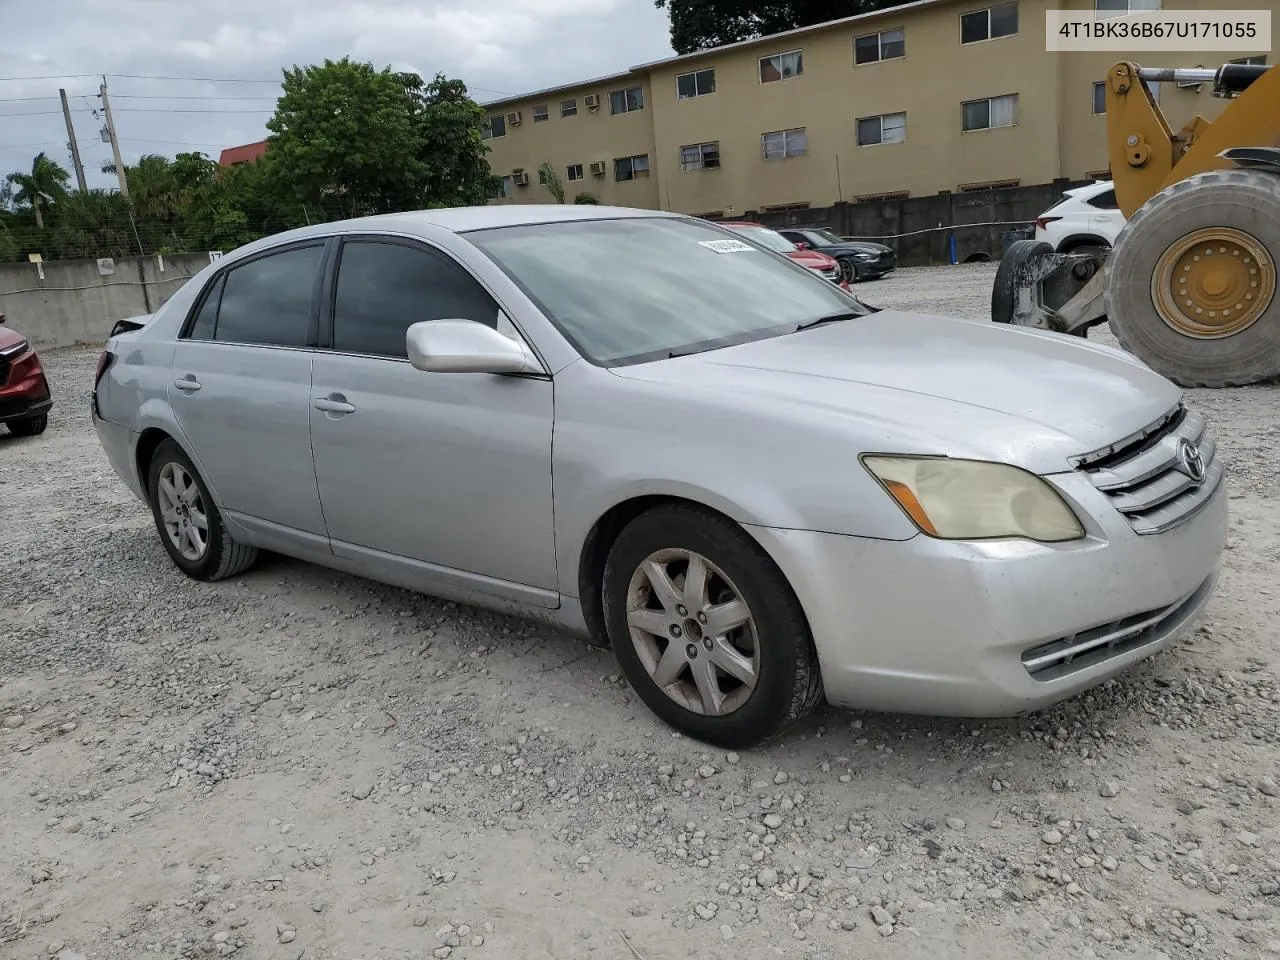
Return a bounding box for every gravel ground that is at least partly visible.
[3,262,1280,960]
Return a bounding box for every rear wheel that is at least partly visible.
[1105,168,1280,387]
[992,239,1055,327]
[6,413,48,437]
[147,439,258,581]
[601,504,823,749]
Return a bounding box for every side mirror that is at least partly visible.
[406,319,542,375]
[793,241,809,250]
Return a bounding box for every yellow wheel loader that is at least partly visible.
[992,60,1280,387]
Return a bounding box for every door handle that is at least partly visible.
[313,395,356,415]
[174,376,201,392]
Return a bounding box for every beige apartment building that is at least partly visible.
[479,0,1273,216]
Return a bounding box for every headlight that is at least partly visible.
[855,252,876,260]
[861,455,1085,542]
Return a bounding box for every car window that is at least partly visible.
[214,245,324,347]
[332,240,501,359]
[1086,189,1117,209]
[466,216,869,366]
[187,275,224,341]
[813,229,844,244]
[725,225,797,254]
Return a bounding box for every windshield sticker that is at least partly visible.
[698,238,756,254]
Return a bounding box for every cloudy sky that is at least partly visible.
[1,0,676,190]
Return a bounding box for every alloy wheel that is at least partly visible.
[624,548,760,716]
[157,462,209,561]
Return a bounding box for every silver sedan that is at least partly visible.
[92,205,1227,748]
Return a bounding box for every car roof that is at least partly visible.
[1064,180,1114,198]
[218,204,686,262]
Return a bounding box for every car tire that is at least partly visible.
[601,503,823,749]
[836,257,857,284]
[147,438,258,582]
[7,413,48,437]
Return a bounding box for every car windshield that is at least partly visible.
[722,224,798,254]
[467,216,869,366]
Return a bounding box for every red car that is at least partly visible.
[0,313,52,437]
[719,221,852,291]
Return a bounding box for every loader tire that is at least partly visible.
[1105,168,1280,387]
[992,239,1055,327]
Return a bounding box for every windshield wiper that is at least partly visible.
[794,311,862,332]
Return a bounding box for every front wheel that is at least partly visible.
[836,257,857,284]
[601,503,823,749]
[147,439,258,581]
[6,413,48,437]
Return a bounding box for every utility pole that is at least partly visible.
[99,77,128,197]
[59,89,88,193]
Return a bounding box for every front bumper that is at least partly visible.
[0,350,53,423]
[746,468,1227,718]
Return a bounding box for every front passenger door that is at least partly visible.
[308,237,557,600]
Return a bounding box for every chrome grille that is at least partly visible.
[1076,405,1224,536]
[1021,573,1215,682]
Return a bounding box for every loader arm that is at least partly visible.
[1107,60,1280,218]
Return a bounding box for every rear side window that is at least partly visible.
[1086,189,1117,209]
[202,245,324,347]
[187,275,224,341]
[331,240,500,359]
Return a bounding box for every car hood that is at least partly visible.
[612,311,1182,475]
[0,324,28,351]
[787,249,837,269]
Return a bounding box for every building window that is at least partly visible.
[856,112,906,146]
[1092,81,1107,115]
[854,28,905,64]
[680,141,721,171]
[856,190,910,202]
[561,99,577,117]
[762,127,807,159]
[960,2,1018,43]
[962,93,1018,131]
[610,87,645,114]
[676,68,716,99]
[481,115,506,140]
[615,154,650,181]
[759,50,803,83]
[1095,0,1161,17]
[566,164,584,181]
[1231,55,1267,66]
[532,104,549,122]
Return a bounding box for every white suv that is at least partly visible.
[1033,181,1126,254]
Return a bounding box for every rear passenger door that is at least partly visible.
[168,241,330,539]
[308,236,557,600]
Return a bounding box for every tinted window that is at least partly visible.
[214,246,323,347]
[1087,189,1117,209]
[187,275,223,340]
[332,241,500,358]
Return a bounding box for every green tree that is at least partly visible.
[0,218,17,262]
[402,72,500,207]
[654,0,893,54]
[48,189,136,260]
[266,57,428,215]
[4,152,71,229]
[538,162,566,203]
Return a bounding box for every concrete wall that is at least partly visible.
[0,253,212,349]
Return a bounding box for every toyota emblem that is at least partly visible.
[1176,438,1206,484]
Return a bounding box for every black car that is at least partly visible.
[778,228,897,283]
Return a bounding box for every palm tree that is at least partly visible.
[5,153,71,229]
